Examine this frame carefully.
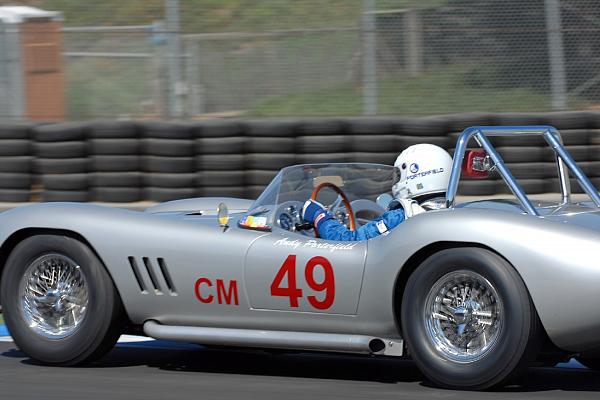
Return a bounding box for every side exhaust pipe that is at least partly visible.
[143,320,402,356]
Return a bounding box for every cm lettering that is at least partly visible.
[194,277,239,306]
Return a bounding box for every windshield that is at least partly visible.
[250,163,394,213]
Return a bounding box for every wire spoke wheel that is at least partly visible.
[424,270,503,363]
[19,253,89,339]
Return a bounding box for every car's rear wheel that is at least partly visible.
[0,234,124,365]
[401,247,540,390]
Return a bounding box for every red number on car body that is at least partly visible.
[270,255,335,310]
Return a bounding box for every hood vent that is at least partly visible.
[128,256,177,296]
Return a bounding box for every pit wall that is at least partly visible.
[0,112,599,202]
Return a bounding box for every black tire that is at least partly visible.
[190,120,243,138]
[245,119,300,137]
[496,179,546,195]
[494,147,545,163]
[32,123,86,142]
[91,172,142,187]
[143,187,196,202]
[297,153,352,164]
[350,135,401,153]
[245,170,278,186]
[142,156,195,173]
[0,235,124,365]
[542,146,590,162]
[88,121,138,139]
[34,158,87,174]
[0,139,31,156]
[142,173,197,188]
[544,177,600,194]
[141,138,194,157]
[352,152,399,165]
[504,163,555,179]
[34,141,87,158]
[401,247,540,390]
[0,156,32,173]
[41,190,88,202]
[345,117,394,135]
[195,137,246,155]
[587,146,600,161]
[457,179,498,196]
[200,186,247,198]
[446,112,495,132]
[41,174,88,191]
[91,187,141,203]
[245,153,295,170]
[0,123,32,139]
[398,135,451,150]
[195,154,244,171]
[541,111,593,130]
[88,138,139,155]
[296,136,347,153]
[140,121,192,139]
[244,137,295,153]
[0,189,31,202]
[198,171,245,187]
[0,173,32,189]
[393,116,450,136]
[91,155,139,172]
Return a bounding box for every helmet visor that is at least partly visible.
[392,166,402,185]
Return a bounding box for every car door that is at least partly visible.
[244,229,367,315]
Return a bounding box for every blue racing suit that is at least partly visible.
[317,206,405,241]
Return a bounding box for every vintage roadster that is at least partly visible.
[1,126,600,390]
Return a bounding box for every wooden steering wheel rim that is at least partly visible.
[310,182,356,237]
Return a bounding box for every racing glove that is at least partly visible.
[302,199,333,229]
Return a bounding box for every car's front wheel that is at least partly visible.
[1,234,124,365]
[401,247,540,390]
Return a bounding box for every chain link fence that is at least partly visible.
[2,0,600,120]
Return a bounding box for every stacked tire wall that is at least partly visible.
[0,111,599,202]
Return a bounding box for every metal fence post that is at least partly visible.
[545,0,567,110]
[165,0,183,118]
[362,0,377,116]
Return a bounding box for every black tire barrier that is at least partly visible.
[91,155,140,172]
[0,123,32,140]
[296,135,348,153]
[32,122,86,142]
[41,190,88,202]
[190,120,243,138]
[91,187,142,203]
[41,174,88,191]
[579,161,600,177]
[545,177,600,194]
[143,156,195,173]
[542,146,590,162]
[541,111,593,130]
[88,121,138,139]
[91,172,142,187]
[140,121,192,139]
[245,119,300,137]
[200,186,248,198]
[245,170,279,186]
[34,141,87,159]
[0,173,31,189]
[297,118,345,136]
[496,179,546,195]
[244,137,295,153]
[245,153,296,170]
[0,156,32,173]
[198,171,245,187]
[350,135,402,153]
[143,187,197,202]
[34,158,87,174]
[504,163,556,179]
[493,113,545,126]
[353,152,399,164]
[246,185,265,200]
[457,179,498,196]
[196,154,245,171]
[344,117,394,135]
[141,138,195,157]
[297,153,352,164]
[588,146,600,161]
[142,173,197,188]
[494,147,545,163]
[89,139,139,155]
[0,189,31,202]
[445,112,495,132]
[0,140,31,157]
[398,135,451,150]
[395,116,451,137]
[196,137,245,155]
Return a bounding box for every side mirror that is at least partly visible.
[217,202,229,228]
[462,150,492,179]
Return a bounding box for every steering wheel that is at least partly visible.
[310,182,356,238]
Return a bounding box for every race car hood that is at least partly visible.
[145,197,253,215]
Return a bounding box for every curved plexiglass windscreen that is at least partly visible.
[250,163,394,213]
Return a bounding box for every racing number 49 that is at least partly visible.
[270,255,335,310]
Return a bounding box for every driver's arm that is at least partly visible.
[302,199,405,241]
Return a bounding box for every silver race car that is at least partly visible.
[1,126,600,390]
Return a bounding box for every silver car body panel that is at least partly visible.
[1,126,600,353]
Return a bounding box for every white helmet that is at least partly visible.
[392,144,453,200]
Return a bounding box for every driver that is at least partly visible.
[301,144,453,241]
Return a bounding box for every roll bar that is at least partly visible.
[445,126,600,216]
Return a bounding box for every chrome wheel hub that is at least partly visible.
[19,254,89,339]
[424,270,503,363]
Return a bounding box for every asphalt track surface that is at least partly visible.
[1,340,600,400]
